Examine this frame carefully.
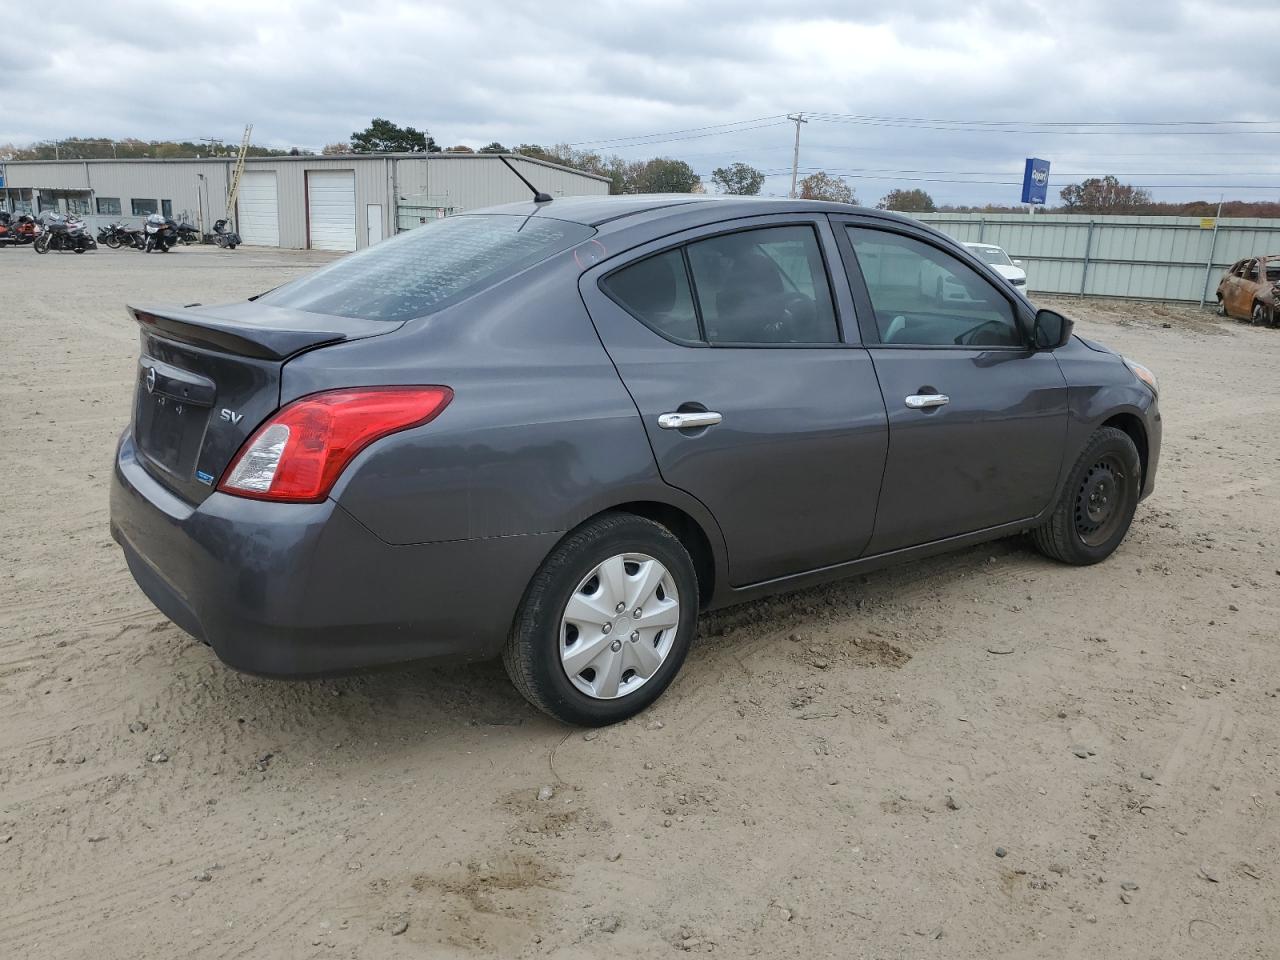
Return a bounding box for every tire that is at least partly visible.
[503,513,699,726]
[73,245,85,254]
[1215,297,1227,318]
[1033,426,1142,566]
[33,235,49,254]
[1251,301,1270,327]
[105,236,121,249]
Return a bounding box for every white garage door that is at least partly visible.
[237,170,279,246]
[307,170,356,251]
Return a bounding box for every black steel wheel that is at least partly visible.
[1033,426,1142,565]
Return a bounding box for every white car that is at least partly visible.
[964,242,1027,290]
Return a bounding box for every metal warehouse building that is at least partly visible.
[0,153,610,251]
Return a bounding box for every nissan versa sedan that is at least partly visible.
[110,195,1162,726]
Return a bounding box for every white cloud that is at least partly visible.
[3,0,1277,205]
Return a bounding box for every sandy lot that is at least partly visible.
[1,246,1277,960]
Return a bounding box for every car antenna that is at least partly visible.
[500,155,553,203]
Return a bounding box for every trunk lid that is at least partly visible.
[128,302,402,503]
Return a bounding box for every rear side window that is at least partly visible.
[262,214,595,322]
[688,226,838,344]
[600,249,700,342]
[602,224,840,346]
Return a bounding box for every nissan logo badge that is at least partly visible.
[146,365,156,394]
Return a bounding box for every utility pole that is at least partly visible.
[787,113,807,198]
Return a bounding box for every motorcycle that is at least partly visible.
[101,222,143,250]
[142,213,177,253]
[211,218,240,250]
[176,221,200,245]
[0,212,41,247]
[33,213,96,254]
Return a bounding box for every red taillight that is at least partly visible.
[218,386,453,503]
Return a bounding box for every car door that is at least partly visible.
[833,218,1069,555]
[1226,260,1255,317]
[580,215,888,587]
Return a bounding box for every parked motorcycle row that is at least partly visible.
[0,211,241,254]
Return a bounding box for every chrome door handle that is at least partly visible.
[905,393,950,409]
[658,411,723,430]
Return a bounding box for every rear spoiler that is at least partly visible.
[128,303,400,361]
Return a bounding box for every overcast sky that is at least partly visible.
[5,0,1279,205]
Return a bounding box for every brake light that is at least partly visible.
[218,386,452,503]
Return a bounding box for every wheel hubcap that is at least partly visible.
[559,553,680,700]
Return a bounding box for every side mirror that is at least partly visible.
[1012,259,1024,267]
[1033,308,1073,350]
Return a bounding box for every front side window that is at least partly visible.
[846,227,1021,347]
[97,197,121,216]
[131,199,158,216]
[687,226,839,344]
[262,214,594,322]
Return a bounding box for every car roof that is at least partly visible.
[463,193,920,230]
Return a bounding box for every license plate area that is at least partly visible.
[134,357,215,478]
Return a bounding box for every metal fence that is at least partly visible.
[911,213,1280,304]
[396,201,457,233]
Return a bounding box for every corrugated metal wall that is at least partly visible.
[913,212,1280,303]
[396,155,610,210]
[2,154,607,250]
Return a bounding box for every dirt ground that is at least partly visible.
[1,247,1277,960]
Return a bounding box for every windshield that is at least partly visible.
[967,244,1013,266]
[261,214,595,322]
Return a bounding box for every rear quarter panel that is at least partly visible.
[281,252,723,553]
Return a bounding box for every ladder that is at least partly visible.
[224,124,253,224]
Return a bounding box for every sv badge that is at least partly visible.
[219,408,244,425]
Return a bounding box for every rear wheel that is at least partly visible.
[503,513,699,726]
[1033,427,1141,566]
[1252,301,1271,327]
[105,235,121,249]
[33,235,49,254]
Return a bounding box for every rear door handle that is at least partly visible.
[658,411,723,430]
[905,393,949,409]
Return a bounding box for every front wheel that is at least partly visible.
[105,236,121,249]
[1251,302,1272,327]
[1215,297,1228,318]
[504,513,699,726]
[33,235,50,254]
[1033,426,1141,565]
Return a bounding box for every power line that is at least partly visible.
[566,115,788,148]
[805,112,1280,128]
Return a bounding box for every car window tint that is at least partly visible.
[261,214,594,322]
[686,226,838,344]
[846,227,1021,347]
[601,249,700,342]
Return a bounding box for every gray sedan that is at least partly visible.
[110,195,1162,725]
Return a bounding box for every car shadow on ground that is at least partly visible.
[149,534,1055,765]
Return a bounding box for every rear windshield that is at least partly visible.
[966,245,1012,266]
[260,214,594,322]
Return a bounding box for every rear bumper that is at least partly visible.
[110,434,559,677]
